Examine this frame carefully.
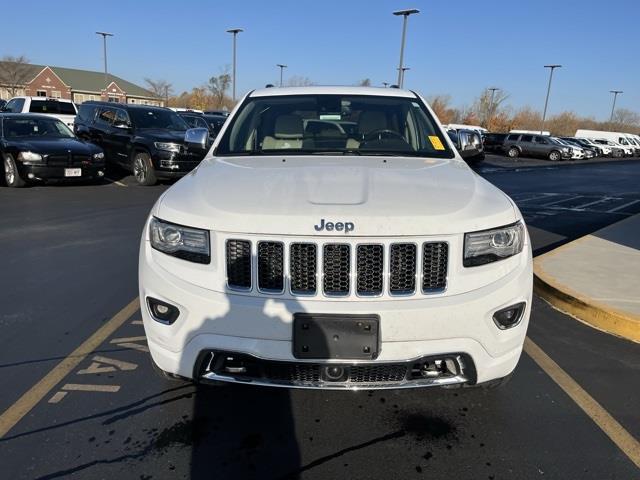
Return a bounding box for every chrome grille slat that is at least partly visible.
[356,244,384,296]
[226,240,252,289]
[290,243,317,295]
[422,242,448,292]
[257,242,284,292]
[389,243,417,295]
[323,244,351,296]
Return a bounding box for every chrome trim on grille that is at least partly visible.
[257,241,285,294]
[322,243,351,297]
[225,239,252,291]
[388,242,418,296]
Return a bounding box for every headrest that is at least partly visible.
[358,111,387,134]
[274,114,303,139]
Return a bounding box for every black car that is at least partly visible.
[560,137,599,158]
[1,113,105,187]
[74,102,209,186]
[483,132,508,153]
[177,112,227,139]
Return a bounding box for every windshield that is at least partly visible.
[29,100,77,115]
[3,117,75,139]
[216,94,454,158]
[128,108,188,131]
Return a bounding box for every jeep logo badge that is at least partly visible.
[314,219,354,233]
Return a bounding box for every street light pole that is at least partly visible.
[226,28,243,102]
[540,64,561,133]
[609,90,623,123]
[393,9,419,88]
[398,67,410,87]
[277,64,287,87]
[95,32,114,95]
[487,87,500,131]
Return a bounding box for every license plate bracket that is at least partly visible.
[293,313,380,360]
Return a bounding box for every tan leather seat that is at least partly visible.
[262,114,304,150]
[346,111,388,149]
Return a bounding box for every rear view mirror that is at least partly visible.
[185,128,209,150]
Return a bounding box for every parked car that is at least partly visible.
[591,139,626,158]
[576,129,634,156]
[560,138,596,158]
[567,137,604,156]
[177,112,228,140]
[140,86,533,390]
[74,102,209,186]
[503,133,571,160]
[1,97,77,129]
[483,132,508,153]
[203,110,230,117]
[1,113,104,187]
[446,128,485,165]
[553,137,585,159]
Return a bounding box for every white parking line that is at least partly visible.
[104,177,127,187]
[514,193,559,203]
[540,195,582,207]
[607,199,640,213]
[572,198,617,210]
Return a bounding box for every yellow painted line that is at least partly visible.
[524,337,640,469]
[61,384,120,393]
[114,342,149,353]
[0,297,139,439]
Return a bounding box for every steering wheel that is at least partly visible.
[363,129,406,142]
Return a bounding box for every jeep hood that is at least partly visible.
[155,156,518,236]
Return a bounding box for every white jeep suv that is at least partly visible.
[139,86,532,390]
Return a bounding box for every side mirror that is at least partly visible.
[185,127,209,150]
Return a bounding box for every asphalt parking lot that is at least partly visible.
[1,154,639,479]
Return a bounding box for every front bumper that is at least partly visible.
[19,164,105,181]
[140,240,533,388]
[152,150,204,178]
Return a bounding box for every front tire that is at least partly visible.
[507,147,520,158]
[132,151,157,186]
[548,150,562,161]
[4,155,26,187]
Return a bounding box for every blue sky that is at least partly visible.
[1,0,637,119]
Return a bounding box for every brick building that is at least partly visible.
[0,62,162,106]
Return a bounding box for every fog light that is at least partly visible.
[28,173,35,179]
[493,302,526,330]
[147,297,180,324]
[98,171,104,177]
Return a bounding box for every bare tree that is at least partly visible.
[472,88,509,129]
[207,66,231,108]
[357,78,371,86]
[0,55,33,96]
[144,78,173,104]
[611,108,640,128]
[287,76,314,87]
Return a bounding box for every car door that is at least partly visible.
[532,136,549,156]
[93,107,118,163]
[109,108,134,167]
[519,135,534,156]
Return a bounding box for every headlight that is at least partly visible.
[150,217,210,264]
[17,151,43,162]
[93,152,105,160]
[154,142,181,153]
[464,221,525,267]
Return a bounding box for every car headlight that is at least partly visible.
[150,217,210,264]
[154,142,181,153]
[464,221,525,267]
[17,151,43,162]
[93,152,105,160]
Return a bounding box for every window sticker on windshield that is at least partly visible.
[429,135,445,150]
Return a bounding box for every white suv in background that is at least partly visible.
[139,86,533,391]
[2,97,78,129]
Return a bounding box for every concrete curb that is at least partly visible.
[534,261,640,344]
